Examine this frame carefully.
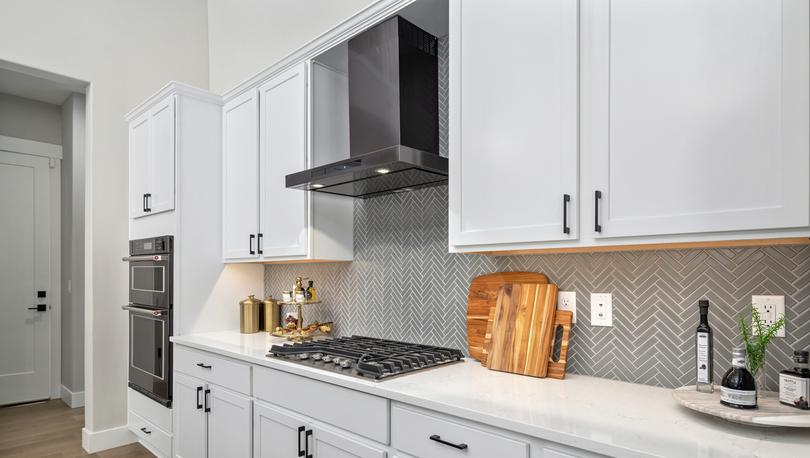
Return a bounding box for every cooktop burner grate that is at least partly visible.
[268,336,464,380]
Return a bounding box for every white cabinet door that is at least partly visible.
[174,373,207,458]
[449,0,579,248]
[129,112,150,218]
[312,425,387,458]
[254,401,309,458]
[148,95,176,215]
[207,385,251,458]
[584,0,810,239]
[222,89,260,260]
[259,62,309,258]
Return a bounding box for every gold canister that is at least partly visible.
[260,297,280,332]
[239,294,260,334]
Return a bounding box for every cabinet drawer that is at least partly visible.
[253,365,389,444]
[128,410,172,458]
[174,345,251,395]
[128,387,172,433]
[391,404,529,458]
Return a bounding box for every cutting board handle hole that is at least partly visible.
[551,324,564,363]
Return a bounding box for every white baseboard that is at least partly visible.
[81,425,136,454]
[60,385,85,408]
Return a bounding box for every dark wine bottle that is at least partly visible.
[720,346,757,409]
[695,299,713,393]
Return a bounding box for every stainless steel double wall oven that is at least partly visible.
[123,235,173,406]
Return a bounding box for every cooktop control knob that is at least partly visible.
[312,353,323,361]
[340,359,353,369]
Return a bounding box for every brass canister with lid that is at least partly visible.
[260,297,280,332]
[239,294,261,334]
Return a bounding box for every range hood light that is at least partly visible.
[375,168,391,175]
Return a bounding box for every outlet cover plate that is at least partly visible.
[557,291,577,323]
[752,295,785,337]
[590,293,612,327]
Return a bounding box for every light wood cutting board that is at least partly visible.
[466,272,549,362]
[486,283,558,378]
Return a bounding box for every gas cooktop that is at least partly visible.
[267,336,464,381]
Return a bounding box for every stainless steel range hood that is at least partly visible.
[286,16,446,198]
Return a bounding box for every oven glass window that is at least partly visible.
[131,315,164,379]
[131,265,165,293]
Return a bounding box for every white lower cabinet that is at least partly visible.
[254,400,386,458]
[174,369,252,458]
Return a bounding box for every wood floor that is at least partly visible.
[0,400,153,458]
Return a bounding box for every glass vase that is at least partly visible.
[754,360,768,395]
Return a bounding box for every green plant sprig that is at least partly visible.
[738,304,786,376]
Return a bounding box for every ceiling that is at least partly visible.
[0,62,86,105]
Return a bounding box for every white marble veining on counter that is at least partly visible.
[171,331,810,458]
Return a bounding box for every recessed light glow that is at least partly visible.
[375,168,391,174]
[312,184,325,189]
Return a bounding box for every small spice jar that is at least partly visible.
[282,291,293,302]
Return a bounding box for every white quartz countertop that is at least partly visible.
[171,331,810,458]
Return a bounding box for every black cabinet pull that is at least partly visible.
[145,193,152,212]
[143,194,148,213]
[204,388,211,413]
[140,427,151,435]
[430,434,468,450]
[249,234,256,255]
[196,362,212,369]
[594,190,602,233]
[297,426,305,457]
[305,429,313,458]
[562,194,571,234]
[257,233,263,255]
[196,386,203,409]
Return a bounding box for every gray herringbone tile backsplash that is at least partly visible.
[266,185,810,390]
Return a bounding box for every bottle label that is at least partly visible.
[779,374,810,409]
[721,386,756,406]
[696,333,710,383]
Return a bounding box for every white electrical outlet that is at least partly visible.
[557,291,577,323]
[590,293,612,327]
[752,295,786,337]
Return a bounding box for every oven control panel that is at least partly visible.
[130,235,173,256]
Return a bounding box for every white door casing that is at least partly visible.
[0,151,51,405]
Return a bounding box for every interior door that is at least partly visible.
[129,112,150,218]
[222,89,260,260]
[147,94,176,215]
[259,62,309,258]
[584,0,810,238]
[174,373,207,458]
[207,385,251,458]
[254,400,309,458]
[0,151,51,405]
[449,0,579,248]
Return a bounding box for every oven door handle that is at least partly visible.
[121,304,167,316]
[122,255,167,262]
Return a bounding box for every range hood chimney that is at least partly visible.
[286,16,446,198]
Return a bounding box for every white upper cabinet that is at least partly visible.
[222,89,261,260]
[129,94,175,218]
[259,63,310,258]
[583,0,810,239]
[448,0,579,249]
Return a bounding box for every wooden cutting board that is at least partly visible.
[466,272,549,362]
[486,283,558,378]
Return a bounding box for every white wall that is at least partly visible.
[0,0,210,438]
[60,93,85,394]
[0,92,62,144]
[207,0,374,93]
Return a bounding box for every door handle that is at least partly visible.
[145,193,152,212]
[257,233,263,255]
[562,194,571,234]
[143,194,147,213]
[429,434,468,450]
[140,427,151,435]
[204,388,211,413]
[196,386,203,409]
[27,304,47,312]
[249,234,256,255]
[305,429,313,458]
[297,426,305,457]
[594,190,602,233]
[196,362,212,369]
